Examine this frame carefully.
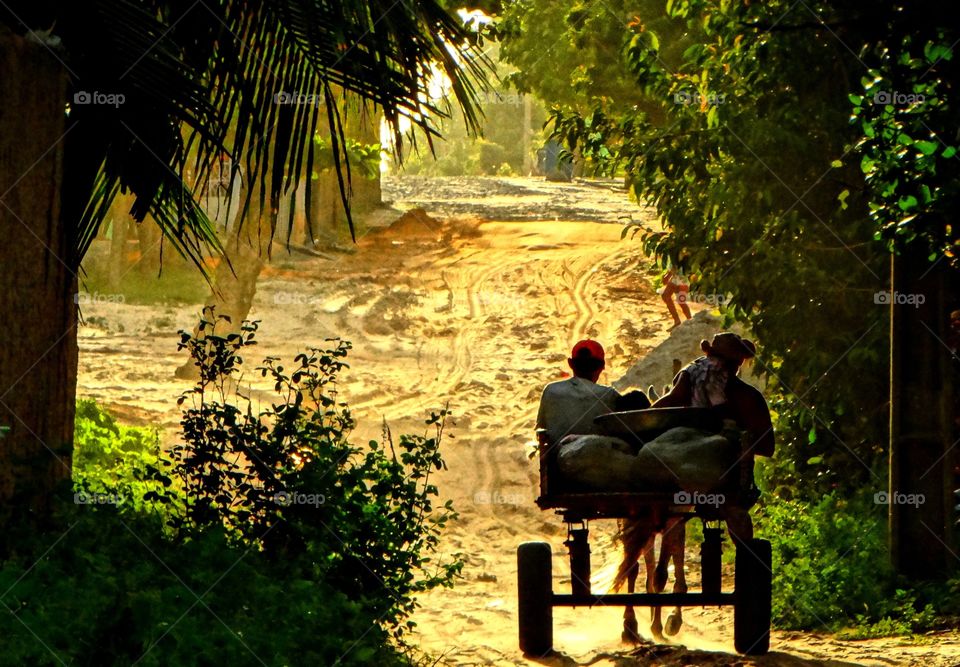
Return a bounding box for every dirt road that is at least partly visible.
[76,176,960,666]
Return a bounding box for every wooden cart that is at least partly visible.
[517,409,772,656]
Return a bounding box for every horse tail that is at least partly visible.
[613,518,650,591]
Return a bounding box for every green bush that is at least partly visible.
[754,470,954,636]
[73,398,175,517]
[0,317,461,666]
[0,510,404,666]
[169,316,462,636]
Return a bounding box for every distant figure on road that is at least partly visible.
[660,268,692,329]
[653,332,774,545]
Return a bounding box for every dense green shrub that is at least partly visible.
[0,510,404,666]
[169,316,461,635]
[0,316,460,665]
[754,461,956,636]
[72,398,174,517]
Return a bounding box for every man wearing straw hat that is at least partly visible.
[653,332,774,544]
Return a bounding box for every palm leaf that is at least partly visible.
[3,0,492,272]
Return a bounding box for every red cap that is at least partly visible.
[571,339,604,361]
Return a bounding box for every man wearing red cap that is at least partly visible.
[536,340,626,446]
[654,332,774,545]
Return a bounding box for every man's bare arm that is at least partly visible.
[741,389,775,457]
[652,372,691,408]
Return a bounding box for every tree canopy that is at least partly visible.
[527,0,956,492]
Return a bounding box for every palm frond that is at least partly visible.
[4,0,493,267]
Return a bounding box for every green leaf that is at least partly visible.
[838,189,850,210]
[706,105,719,128]
[923,42,952,64]
[806,456,823,465]
[897,195,918,211]
[942,146,957,158]
[915,140,939,155]
[807,428,817,445]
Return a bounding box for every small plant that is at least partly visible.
[169,312,462,640]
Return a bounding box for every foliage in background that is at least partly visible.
[852,18,960,265]
[0,319,460,664]
[754,477,957,636]
[72,399,176,518]
[495,0,695,123]
[398,43,547,176]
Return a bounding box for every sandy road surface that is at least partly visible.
[77,176,960,666]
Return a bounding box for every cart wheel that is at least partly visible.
[734,538,772,655]
[518,541,553,656]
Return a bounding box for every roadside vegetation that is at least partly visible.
[0,318,457,664]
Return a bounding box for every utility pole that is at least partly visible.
[522,94,533,176]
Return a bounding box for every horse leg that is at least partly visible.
[621,560,641,644]
[645,534,663,640]
[664,518,687,637]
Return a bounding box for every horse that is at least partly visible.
[614,514,688,642]
[614,380,688,643]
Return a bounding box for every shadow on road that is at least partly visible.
[526,642,869,667]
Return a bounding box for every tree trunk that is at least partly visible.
[889,246,959,577]
[0,32,74,534]
[134,218,163,277]
[306,106,382,247]
[175,185,266,379]
[108,213,131,290]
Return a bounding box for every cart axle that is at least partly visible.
[552,592,735,607]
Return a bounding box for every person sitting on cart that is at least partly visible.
[536,339,649,446]
[652,332,774,545]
